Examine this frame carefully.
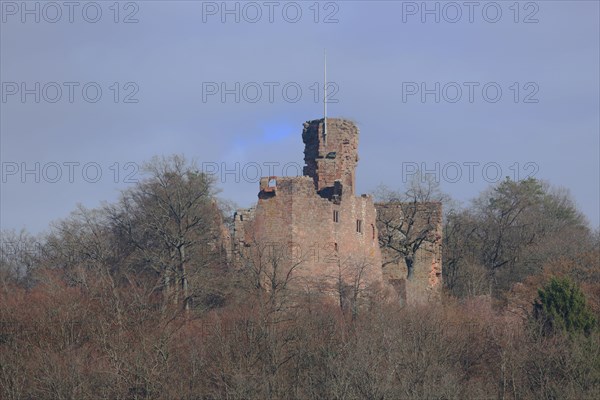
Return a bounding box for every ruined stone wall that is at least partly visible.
[234,175,382,293]
[231,117,441,304]
[233,118,382,294]
[375,202,443,304]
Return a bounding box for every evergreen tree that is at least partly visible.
[534,276,596,336]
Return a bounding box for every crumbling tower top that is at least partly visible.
[302,118,359,199]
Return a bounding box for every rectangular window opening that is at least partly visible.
[333,210,340,223]
[356,219,362,233]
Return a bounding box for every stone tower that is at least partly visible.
[302,119,358,199]
[231,117,442,304]
[232,118,384,297]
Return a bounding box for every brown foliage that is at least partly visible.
[2,267,599,400]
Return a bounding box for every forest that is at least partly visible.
[1,155,598,399]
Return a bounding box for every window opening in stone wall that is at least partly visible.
[333,210,339,223]
[356,219,362,233]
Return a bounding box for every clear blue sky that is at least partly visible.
[1,1,599,233]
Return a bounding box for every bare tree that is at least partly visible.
[108,155,223,311]
[237,237,308,314]
[374,173,445,281]
[331,256,378,319]
[471,178,589,293]
[0,229,44,288]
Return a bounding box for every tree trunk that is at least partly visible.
[180,244,189,311]
[405,256,414,281]
[163,270,172,311]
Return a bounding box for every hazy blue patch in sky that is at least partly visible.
[261,121,295,144]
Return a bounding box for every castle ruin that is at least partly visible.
[232,118,442,303]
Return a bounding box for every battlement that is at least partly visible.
[258,176,316,198]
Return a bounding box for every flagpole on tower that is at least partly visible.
[324,48,327,143]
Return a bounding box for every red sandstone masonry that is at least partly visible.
[375,202,443,303]
[232,118,441,303]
